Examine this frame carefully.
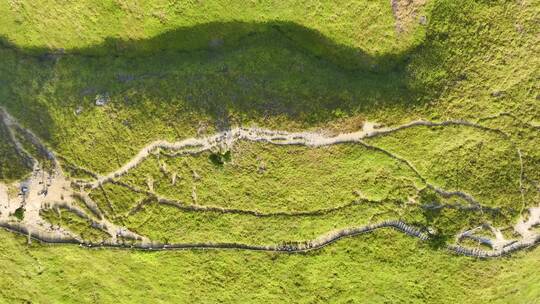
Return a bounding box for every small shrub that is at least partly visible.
[209,150,231,166]
[427,231,450,249]
[13,207,25,221]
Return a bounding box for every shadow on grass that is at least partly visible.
[0,20,445,139]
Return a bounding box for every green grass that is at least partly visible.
[123,199,399,244]
[0,229,540,303]
[96,129,518,245]
[88,134,517,245]
[0,0,538,302]
[0,22,420,173]
[366,125,524,210]
[122,196,506,246]
[0,0,536,175]
[40,207,110,243]
[89,183,148,219]
[117,142,423,212]
[0,120,29,182]
[0,0,416,60]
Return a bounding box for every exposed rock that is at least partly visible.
[117,73,135,83]
[95,93,110,106]
[191,186,197,202]
[391,0,428,33]
[146,177,154,192]
[257,161,267,174]
[491,90,505,98]
[197,122,208,136]
[209,38,224,48]
[171,172,177,185]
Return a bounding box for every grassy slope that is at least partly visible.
[366,125,523,209]
[0,0,538,303]
[0,0,409,57]
[123,202,397,244]
[0,122,29,181]
[91,127,521,245]
[0,0,536,173]
[0,30,415,173]
[0,229,539,304]
[0,1,539,171]
[40,207,110,243]
[117,142,422,212]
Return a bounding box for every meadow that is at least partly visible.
[0,0,538,302]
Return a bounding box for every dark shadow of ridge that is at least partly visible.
[0,21,418,73]
[0,20,440,143]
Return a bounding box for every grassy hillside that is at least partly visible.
[0,0,539,303]
[1,229,540,303]
[0,0,537,173]
[0,0,415,57]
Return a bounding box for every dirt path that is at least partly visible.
[79,119,516,190]
[0,107,538,257]
[0,109,148,245]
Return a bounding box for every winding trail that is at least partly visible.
[0,109,148,245]
[1,107,539,258]
[76,119,518,190]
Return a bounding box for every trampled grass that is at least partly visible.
[40,207,110,243]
